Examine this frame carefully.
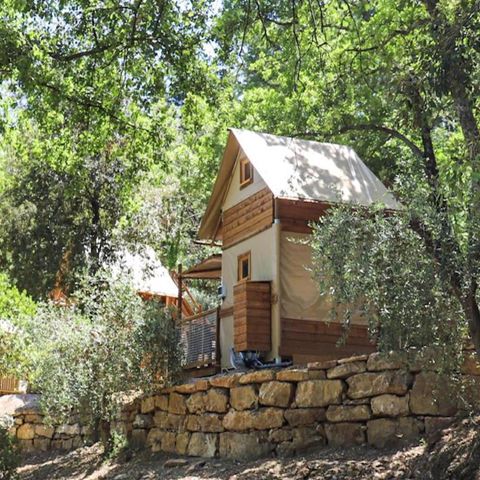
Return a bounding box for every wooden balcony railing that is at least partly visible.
[180,307,220,371]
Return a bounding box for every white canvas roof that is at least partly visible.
[198,129,400,240]
[110,247,178,297]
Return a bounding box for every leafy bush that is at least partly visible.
[310,204,466,368]
[0,273,36,379]
[0,416,19,480]
[26,271,182,451]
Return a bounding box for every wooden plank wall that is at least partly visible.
[223,188,274,248]
[279,318,375,363]
[233,281,271,352]
[276,198,330,234]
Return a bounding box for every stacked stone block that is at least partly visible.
[122,351,476,459]
[5,350,480,457]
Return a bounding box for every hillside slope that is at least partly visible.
[18,417,480,480]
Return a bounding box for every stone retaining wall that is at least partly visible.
[0,394,90,452]
[3,351,480,458]
[117,351,480,459]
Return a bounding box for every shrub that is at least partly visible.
[0,416,19,480]
[26,270,182,452]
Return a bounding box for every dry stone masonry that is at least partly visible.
[3,351,480,458]
[116,351,480,459]
[0,394,89,452]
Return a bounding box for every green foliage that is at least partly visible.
[0,417,19,480]
[310,204,466,364]
[26,271,182,445]
[0,273,36,378]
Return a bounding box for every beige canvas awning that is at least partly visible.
[182,255,222,279]
[198,129,401,240]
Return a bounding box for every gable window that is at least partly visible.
[239,158,253,188]
[237,251,251,281]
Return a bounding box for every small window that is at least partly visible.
[239,158,253,188]
[237,251,251,281]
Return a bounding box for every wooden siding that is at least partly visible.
[276,198,330,234]
[233,281,271,352]
[222,188,274,248]
[280,318,375,362]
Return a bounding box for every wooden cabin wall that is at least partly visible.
[223,148,268,211]
[279,231,374,363]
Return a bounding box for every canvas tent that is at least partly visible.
[190,129,399,367]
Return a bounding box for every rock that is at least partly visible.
[0,394,41,416]
[291,426,326,452]
[367,352,407,371]
[327,361,366,379]
[186,392,205,414]
[204,388,229,413]
[307,360,337,370]
[16,423,35,440]
[295,380,344,407]
[239,370,275,384]
[141,396,155,414]
[186,414,224,432]
[161,431,177,453]
[284,408,326,427]
[176,432,191,455]
[130,429,147,447]
[325,422,366,446]
[24,414,43,424]
[424,416,455,435]
[176,380,209,394]
[371,394,409,417]
[269,428,293,443]
[367,417,423,448]
[308,370,327,379]
[33,437,51,451]
[164,414,185,431]
[230,385,257,410]
[164,458,188,468]
[34,424,55,439]
[276,369,309,382]
[154,395,169,411]
[222,408,284,431]
[146,428,163,452]
[132,414,153,429]
[209,373,243,388]
[338,354,369,364]
[462,354,480,375]
[187,432,218,457]
[347,371,412,399]
[326,405,371,422]
[168,392,187,415]
[259,381,294,407]
[219,432,271,459]
[17,439,34,452]
[409,372,457,416]
[57,423,81,436]
[153,411,167,428]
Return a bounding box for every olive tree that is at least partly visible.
[310,204,467,366]
[26,271,182,451]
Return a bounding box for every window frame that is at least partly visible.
[239,158,253,189]
[237,251,251,282]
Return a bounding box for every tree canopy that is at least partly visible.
[0,0,480,356]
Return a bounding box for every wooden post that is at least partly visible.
[215,306,221,370]
[177,263,183,321]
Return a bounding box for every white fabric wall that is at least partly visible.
[220,227,276,366]
[280,232,366,324]
[223,148,268,210]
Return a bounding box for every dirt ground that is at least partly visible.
[17,417,480,480]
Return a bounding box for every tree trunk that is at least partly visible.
[463,283,480,358]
